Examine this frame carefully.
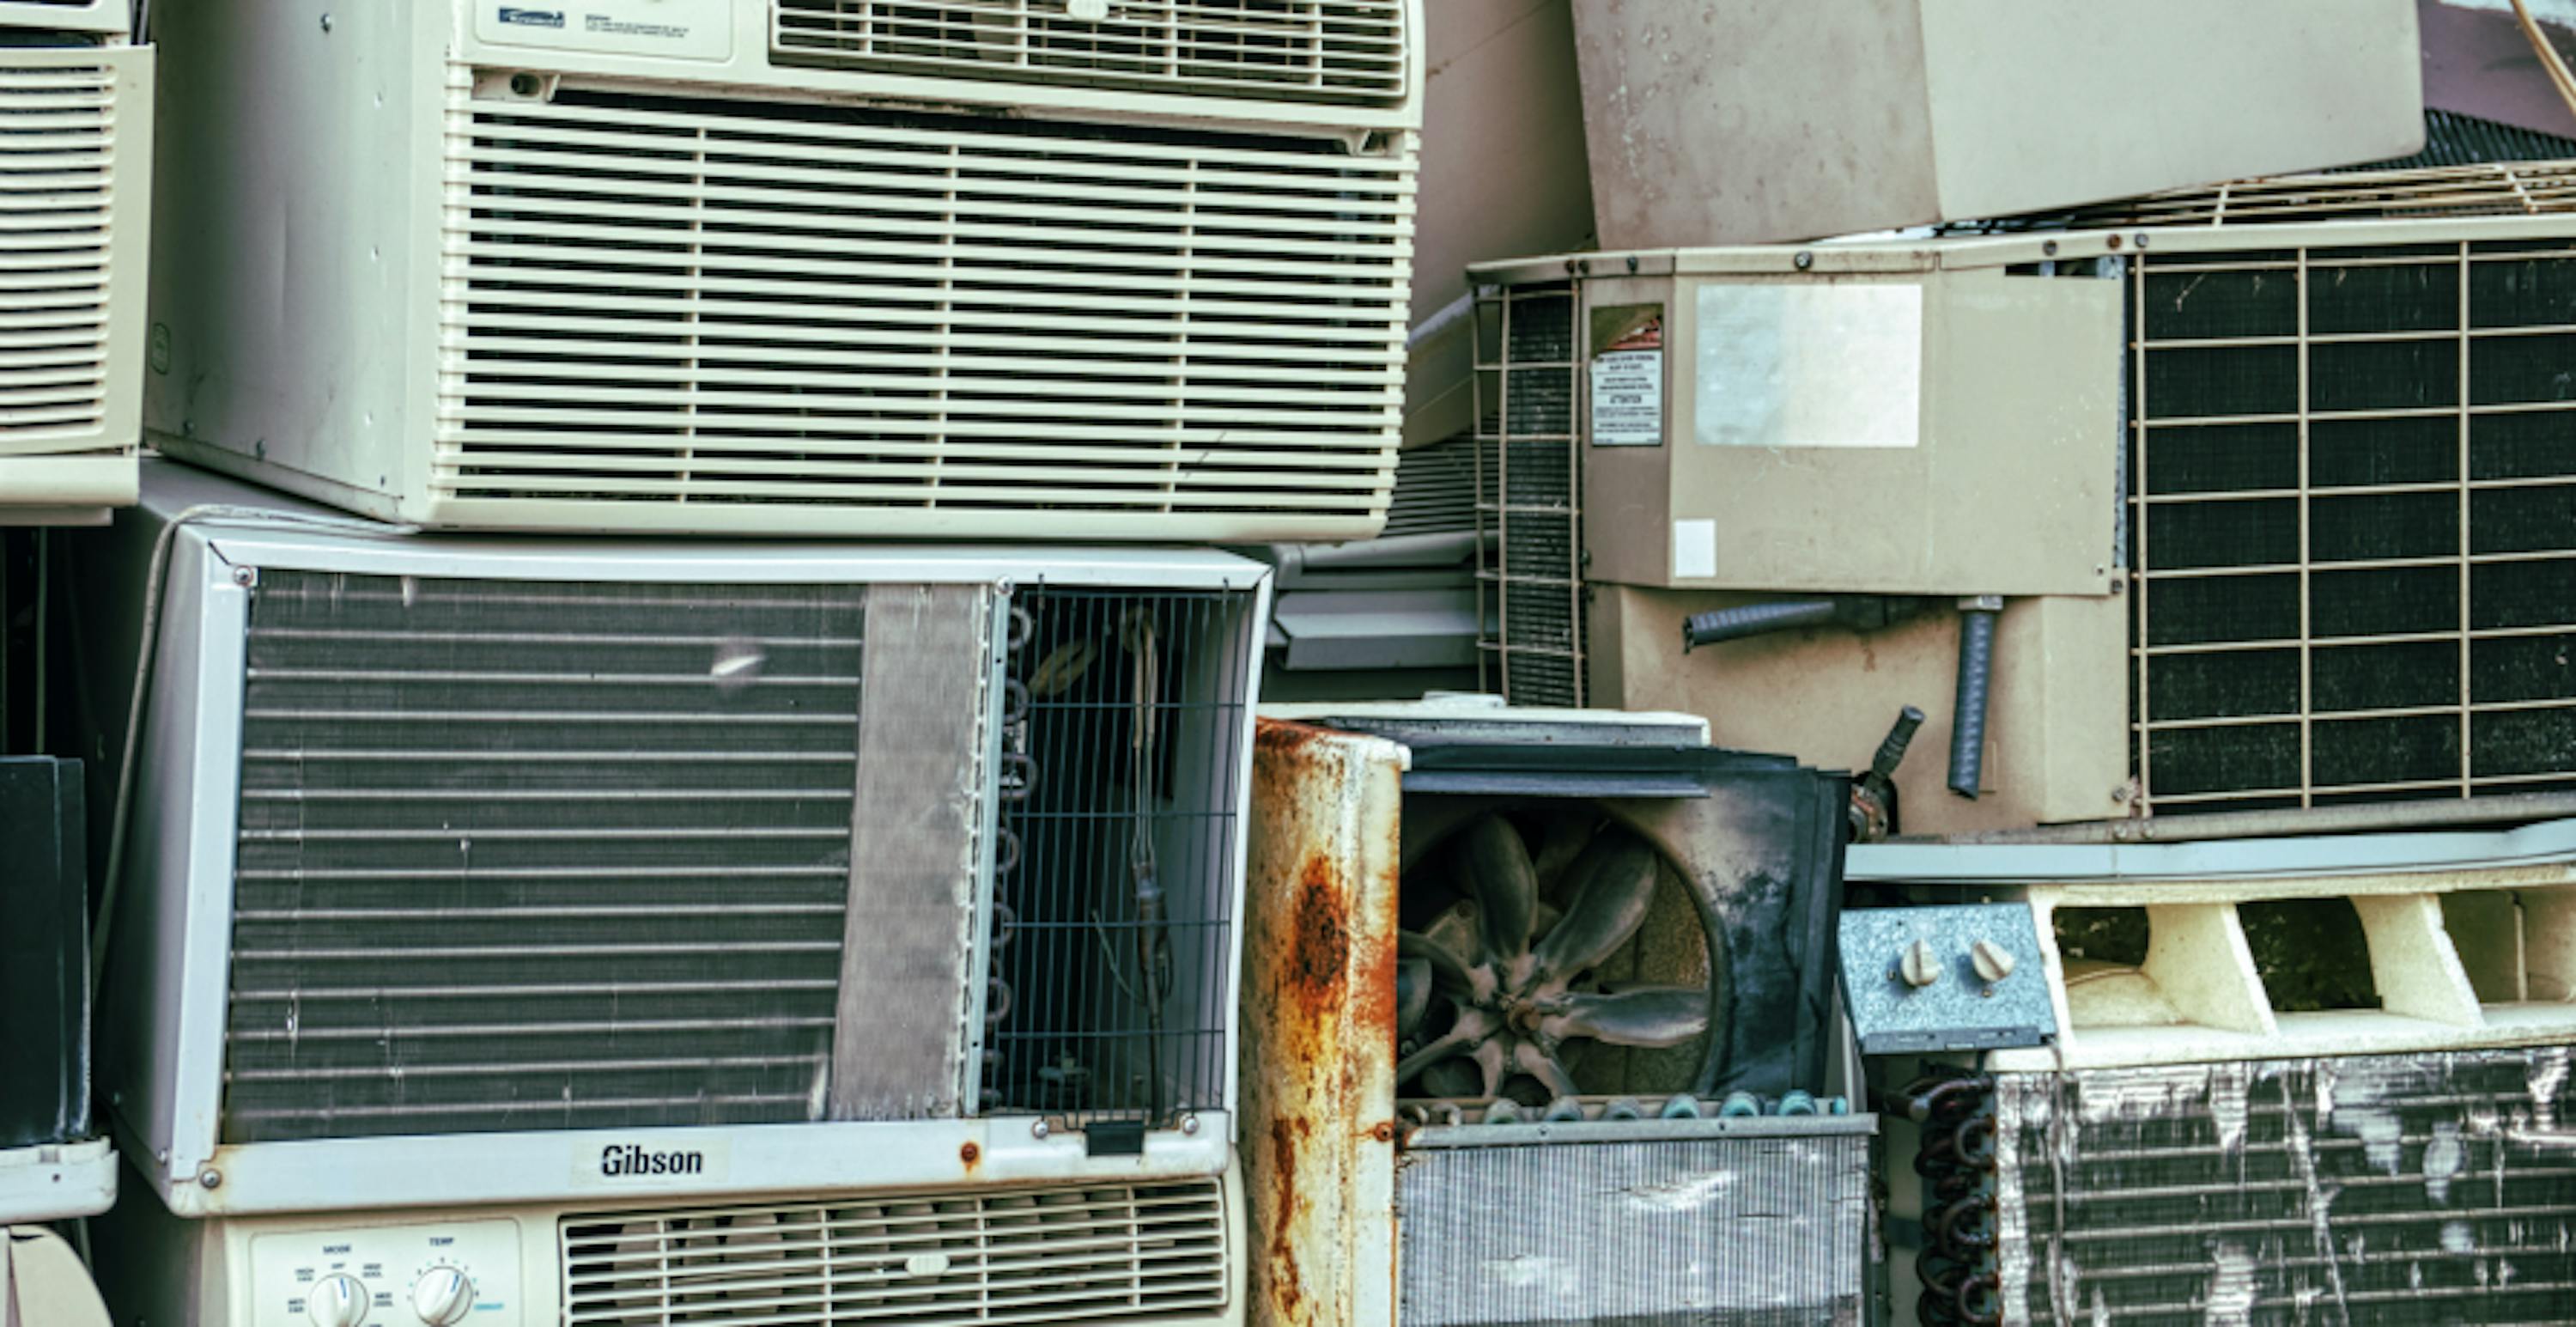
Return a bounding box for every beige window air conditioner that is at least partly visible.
[143,1,1421,541]
[0,0,149,525]
[1478,176,2576,833]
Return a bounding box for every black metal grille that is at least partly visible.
[2129,237,2576,813]
[1998,1050,2576,1324]
[1473,283,1586,707]
[987,587,1250,1128]
[226,572,874,1141]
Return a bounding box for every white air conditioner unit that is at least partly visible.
[75,461,1268,1231]
[1847,823,2576,1325]
[0,3,150,526]
[142,0,1422,542]
[1479,192,2576,832]
[95,1172,1245,1327]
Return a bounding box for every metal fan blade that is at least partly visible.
[1449,814,1537,968]
[1529,831,1661,983]
[1471,1038,1508,1099]
[1539,986,1709,1048]
[1528,808,1598,888]
[1513,1040,1582,1099]
[1396,958,1433,1039]
[1394,1024,1474,1085]
[1399,928,1491,1003]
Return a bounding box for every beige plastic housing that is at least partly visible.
[0,42,151,527]
[1479,240,2126,598]
[1569,0,2426,247]
[1984,866,2576,1072]
[1589,584,2130,835]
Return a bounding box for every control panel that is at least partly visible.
[248,1220,521,1326]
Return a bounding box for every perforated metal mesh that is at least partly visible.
[1472,282,1586,706]
[771,0,1411,107]
[987,587,1251,1127]
[225,572,884,1141]
[2129,237,2576,813]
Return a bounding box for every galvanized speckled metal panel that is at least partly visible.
[1995,1049,2576,1324]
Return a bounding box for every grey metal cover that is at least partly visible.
[1395,1118,1874,1327]
[1996,1050,2576,1324]
[1838,904,2056,1056]
[225,570,993,1141]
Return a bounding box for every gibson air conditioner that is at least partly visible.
[0,0,149,525]
[76,462,1265,1235]
[143,0,1421,541]
[1477,173,2576,833]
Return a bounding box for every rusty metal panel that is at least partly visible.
[1242,718,1409,1327]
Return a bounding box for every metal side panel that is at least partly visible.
[1241,716,1406,1327]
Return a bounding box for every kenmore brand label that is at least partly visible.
[574,1137,732,1184]
[476,0,732,61]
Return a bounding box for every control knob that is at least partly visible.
[410,1267,475,1326]
[307,1275,369,1327]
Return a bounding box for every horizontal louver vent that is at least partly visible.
[439,81,1413,539]
[1997,1051,2576,1324]
[2050,162,2576,229]
[771,1,1409,107]
[0,56,116,453]
[561,1179,1230,1325]
[2129,237,2576,813]
[225,571,871,1141]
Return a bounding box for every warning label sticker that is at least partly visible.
[1588,306,1665,447]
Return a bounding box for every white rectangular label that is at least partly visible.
[1672,519,1718,580]
[573,1136,732,1185]
[477,0,733,61]
[1589,349,1665,447]
[1694,283,1923,448]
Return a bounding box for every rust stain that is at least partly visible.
[1255,716,1337,759]
[1265,1114,1309,1323]
[1369,1120,1395,1143]
[957,1141,980,1174]
[1289,855,1352,1014]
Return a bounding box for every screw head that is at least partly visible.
[1793,251,1814,271]
[1030,1118,1050,1140]
[231,565,256,587]
[318,12,332,31]
[1180,1114,1200,1135]
[2042,240,2059,257]
[198,1168,222,1190]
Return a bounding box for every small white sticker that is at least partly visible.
[574,1137,732,1185]
[1673,519,1717,580]
[1589,349,1664,447]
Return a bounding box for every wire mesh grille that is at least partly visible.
[560,1178,1230,1325]
[987,587,1251,1127]
[1472,282,1586,706]
[771,0,1411,108]
[1996,1051,2576,1324]
[225,572,878,1141]
[437,78,1412,539]
[2129,236,2576,813]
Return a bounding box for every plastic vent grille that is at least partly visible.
[2129,236,2576,813]
[1996,1051,2576,1324]
[0,54,117,453]
[1471,281,1584,706]
[224,571,886,1142]
[439,79,1413,540]
[987,587,1251,1128]
[560,1179,1230,1325]
[770,1,1409,107]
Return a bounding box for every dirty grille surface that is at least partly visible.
[560,1178,1229,1325]
[1996,1050,2576,1325]
[987,587,1252,1128]
[2129,237,2576,813]
[439,78,1413,539]
[0,52,122,456]
[1473,282,1585,706]
[1395,1128,1872,1327]
[771,0,1409,107]
[225,572,878,1141]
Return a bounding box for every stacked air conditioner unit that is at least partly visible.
[1240,698,1869,1327]
[1,756,115,1325]
[82,461,1270,1325]
[0,0,150,525]
[1475,173,2576,835]
[1844,825,2576,1324]
[142,0,1423,541]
